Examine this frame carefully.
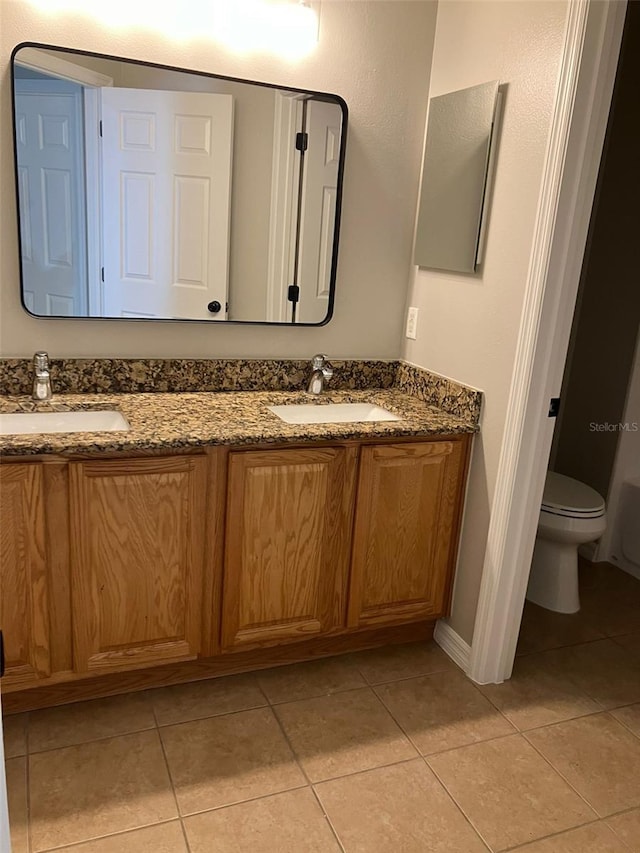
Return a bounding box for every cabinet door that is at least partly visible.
[0,463,50,687]
[348,439,468,628]
[70,455,207,674]
[221,446,357,650]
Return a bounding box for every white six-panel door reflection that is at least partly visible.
[100,88,233,320]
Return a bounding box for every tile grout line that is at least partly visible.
[301,731,493,853]
[260,704,347,852]
[474,675,608,736]
[25,710,32,853]
[25,723,158,757]
[261,662,460,707]
[496,816,605,853]
[150,699,190,851]
[267,703,313,787]
[154,700,269,730]
[261,682,367,707]
[308,787,347,853]
[353,661,456,689]
[523,707,640,817]
[499,636,640,717]
[178,818,192,853]
[369,682,440,757]
[174,782,309,821]
[247,671,274,708]
[604,807,640,853]
[424,730,606,851]
[295,754,421,789]
[609,708,640,742]
[175,780,355,838]
[521,726,605,820]
[34,819,186,853]
[515,632,614,659]
[372,687,520,762]
[422,755,497,852]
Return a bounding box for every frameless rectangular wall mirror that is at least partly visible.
[413,80,500,274]
[11,43,347,325]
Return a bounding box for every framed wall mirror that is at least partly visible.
[11,43,348,325]
[414,80,501,274]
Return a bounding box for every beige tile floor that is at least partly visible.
[4,562,640,852]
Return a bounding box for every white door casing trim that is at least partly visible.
[266,92,305,323]
[83,87,104,316]
[467,0,628,684]
[15,47,113,88]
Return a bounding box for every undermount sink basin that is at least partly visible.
[268,402,402,425]
[0,410,130,435]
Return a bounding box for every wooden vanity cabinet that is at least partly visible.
[0,462,51,688]
[348,440,467,628]
[1,433,471,707]
[221,446,358,650]
[68,454,208,674]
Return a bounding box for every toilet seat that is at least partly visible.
[541,472,605,519]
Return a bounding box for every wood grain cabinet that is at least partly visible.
[348,440,467,628]
[1,434,471,706]
[69,455,208,674]
[221,446,358,650]
[0,463,50,688]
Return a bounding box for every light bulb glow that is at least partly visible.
[212,1,319,58]
[26,0,319,56]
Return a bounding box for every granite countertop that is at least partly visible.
[0,388,478,457]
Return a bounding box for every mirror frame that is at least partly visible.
[11,41,349,327]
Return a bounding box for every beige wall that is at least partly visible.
[0,0,437,357]
[403,0,569,643]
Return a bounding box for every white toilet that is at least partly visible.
[526,471,607,613]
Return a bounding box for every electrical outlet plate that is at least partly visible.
[406,306,418,339]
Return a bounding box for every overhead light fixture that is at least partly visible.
[27,0,320,57]
[212,1,319,58]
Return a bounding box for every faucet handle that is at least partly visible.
[310,353,329,370]
[34,351,49,371]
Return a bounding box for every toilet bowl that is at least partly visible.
[526,472,606,613]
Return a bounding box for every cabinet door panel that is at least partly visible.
[349,440,467,628]
[0,463,50,687]
[70,455,206,673]
[222,447,357,649]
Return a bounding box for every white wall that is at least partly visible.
[0,0,437,357]
[404,0,569,642]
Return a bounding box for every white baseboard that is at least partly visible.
[434,620,472,675]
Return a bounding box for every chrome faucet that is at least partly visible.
[306,354,334,395]
[32,351,52,401]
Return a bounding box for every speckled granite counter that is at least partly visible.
[0,388,478,457]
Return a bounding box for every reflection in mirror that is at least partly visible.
[12,44,347,325]
[414,80,500,274]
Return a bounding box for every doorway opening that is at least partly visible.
[515,0,640,661]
